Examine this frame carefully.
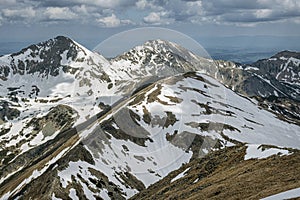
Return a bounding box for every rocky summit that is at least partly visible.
[0,36,299,200]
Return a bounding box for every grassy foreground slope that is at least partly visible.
[131,145,300,200]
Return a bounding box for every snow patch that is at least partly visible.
[52,193,63,200]
[245,66,259,71]
[261,187,300,200]
[244,144,290,160]
[171,167,190,183]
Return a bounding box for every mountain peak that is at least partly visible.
[115,39,199,62]
[0,36,88,77]
[110,39,220,79]
[144,39,176,45]
[142,39,186,52]
[110,39,203,77]
[54,35,73,42]
[11,35,76,57]
[271,50,300,59]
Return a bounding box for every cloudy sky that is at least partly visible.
[0,0,300,54]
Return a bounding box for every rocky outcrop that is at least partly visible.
[0,36,83,77]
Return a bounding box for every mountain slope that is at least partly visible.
[0,36,114,168]
[0,37,299,200]
[251,50,300,85]
[241,50,300,100]
[110,42,300,127]
[0,37,220,174]
[111,41,300,101]
[131,144,300,200]
[111,41,300,122]
[111,39,219,79]
[1,72,300,199]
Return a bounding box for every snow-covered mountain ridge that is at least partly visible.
[1,71,299,199]
[0,36,299,199]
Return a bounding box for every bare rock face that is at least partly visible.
[252,51,300,84]
[213,53,300,107]
[246,51,300,99]
[0,36,81,78]
[0,100,20,122]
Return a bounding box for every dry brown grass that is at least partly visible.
[0,133,80,197]
[131,145,300,200]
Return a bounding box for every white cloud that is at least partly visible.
[97,13,133,27]
[255,9,272,18]
[78,0,121,8]
[136,0,148,10]
[0,0,299,27]
[45,7,77,20]
[136,0,162,10]
[143,11,174,25]
[293,16,300,24]
[70,0,135,9]
[200,0,300,25]
[143,11,175,25]
[140,0,204,25]
[186,1,203,16]
[0,0,17,6]
[258,0,300,10]
[72,5,90,15]
[2,7,36,19]
[143,12,160,24]
[257,0,300,15]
